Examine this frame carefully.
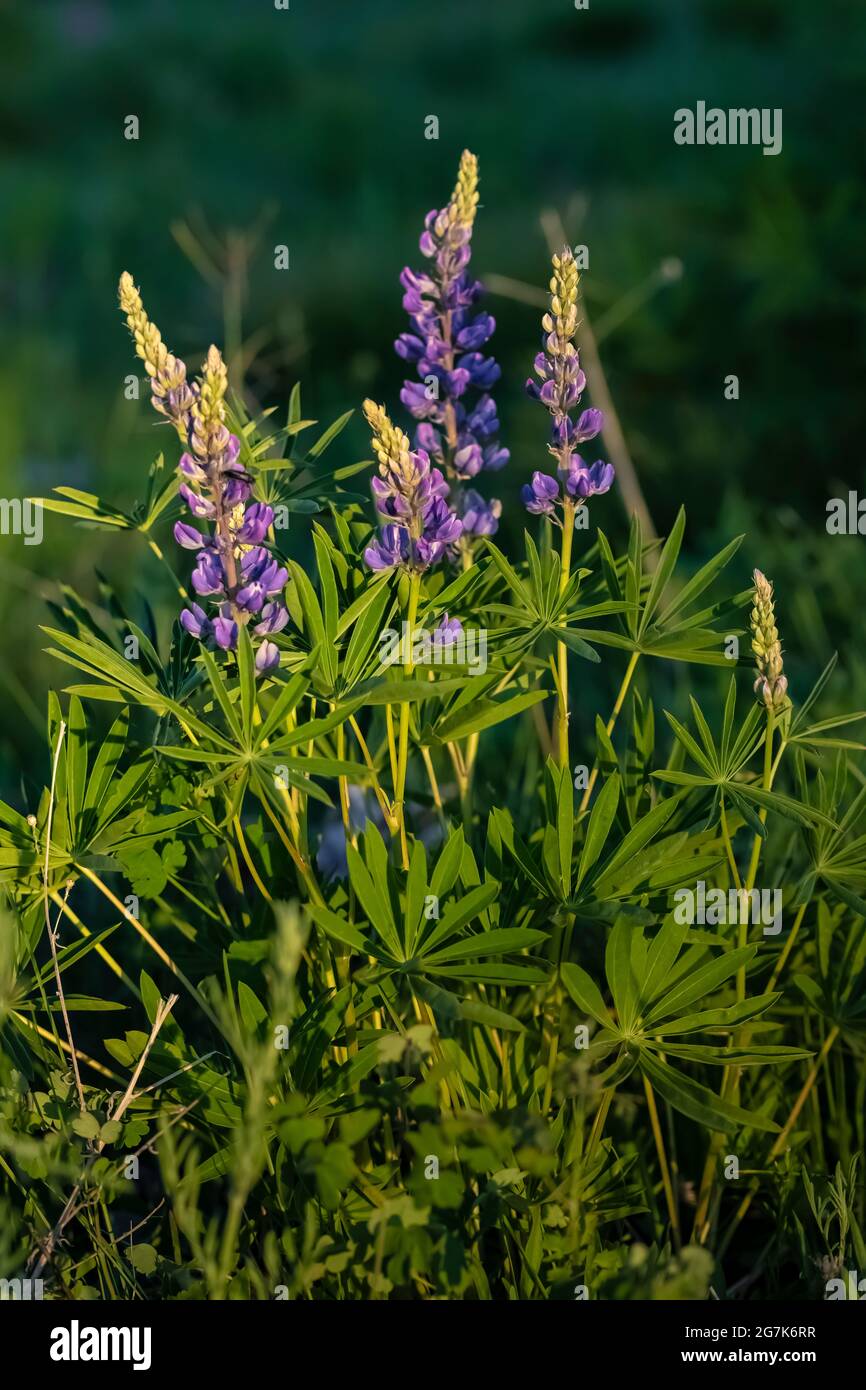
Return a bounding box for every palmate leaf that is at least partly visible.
[569,511,748,667]
[645,993,779,1036]
[421,927,546,967]
[230,395,363,519]
[552,628,602,663]
[560,962,612,1028]
[494,776,683,919]
[795,752,866,919]
[26,925,122,992]
[346,839,402,959]
[479,534,626,661]
[6,698,203,908]
[639,1052,779,1135]
[424,961,547,984]
[30,488,133,530]
[785,652,866,752]
[18,994,127,1015]
[605,917,639,1028]
[561,913,798,1133]
[735,782,837,830]
[659,1043,811,1066]
[788,901,866,1031]
[653,684,836,835]
[307,905,376,956]
[432,689,549,744]
[414,978,526,1033]
[32,453,185,537]
[336,830,543,1001]
[576,772,620,889]
[573,794,683,907]
[42,625,214,730]
[489,808,549,896]
[350,675,466,706]
[641,945,757,1026]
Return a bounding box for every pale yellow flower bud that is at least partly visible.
[751,569,790,712]
[448,149,479,230]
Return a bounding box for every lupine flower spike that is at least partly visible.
[118,272,197,443]
[522,246,614,525]
[751,569,790,712]
[522,248,614,770]
[397,150,507,550]
[362,399,462,573]
[118,274,287,674]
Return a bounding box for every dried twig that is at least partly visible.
[30,992,179,1280]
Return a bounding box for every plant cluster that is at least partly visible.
[1,153,864,1301]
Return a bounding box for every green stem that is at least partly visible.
[556,502,575,770]
[145,536,189,601]
[541,1004,560,1117]
[643,1072,681,1248]
[719,799,742,892]
[719,1025,840,1258]
[693,708,778,1242]
[766,901,807,995]
[737,709,775,1003]
[78,865,223,1035]
[233,815,272,903]
[578,651,640,813]
[586,1089,613,1158]
[395,573,421,870]
[420,745,448,836]
[349,714,397,833]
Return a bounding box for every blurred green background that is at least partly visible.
[2,0,865,799]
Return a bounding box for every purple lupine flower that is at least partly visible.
[118,279,288,678]
[191,549,226,596]
[422,497,463,547]
[460,488,502,537]
[179,483,216,520]
[255,641,280,674]
[552,407,605,450]
[452,440,483,480]
[435,613,463,646]
[363,402,463,574]
[415,497,464,568]
[235,547,289,614]
[562,457,616,500]
[213,612,238,651]
[392,151,506,560]
[224,476,252,506]
[481,442,509,472]
[180,603,213,640]
[234,502,275,544]
[523,248,614,522]
[370,449,448,521]
[521,471,560,516]
[254,602,290,637]
[180,453,208,484]
[174,521,208,550]
[364,523,410,573]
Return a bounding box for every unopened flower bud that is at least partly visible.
[751,569,790,712]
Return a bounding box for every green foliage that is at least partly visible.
[2,428,864,1302]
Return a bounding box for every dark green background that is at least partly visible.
[2,0,865,794]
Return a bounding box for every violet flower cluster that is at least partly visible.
[521,246,614,524]
[394,150,507,547]
[119,274,286,674]
[363,400,463,573]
